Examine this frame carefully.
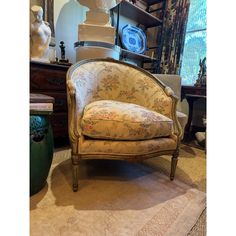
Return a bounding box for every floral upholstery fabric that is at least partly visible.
[69,61,174,136]
[79,135,177,156]
[81,100,173,140]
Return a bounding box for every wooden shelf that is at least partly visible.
[30,61,70,69]
[113,0,162,28]
[144,0,164,6]
[121,49,157,62]
[111,0,165,73]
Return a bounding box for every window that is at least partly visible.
[180,0,206,85]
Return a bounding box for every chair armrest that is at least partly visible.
[168,92,183,144]
[154,85,182,144]
[67,80,76,97]
[67,80,80,144]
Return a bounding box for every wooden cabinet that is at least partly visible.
[30,61,70,139]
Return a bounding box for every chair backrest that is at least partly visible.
[153,74,182,111]
[67,59,176,121]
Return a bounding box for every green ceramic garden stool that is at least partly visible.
[30,94,55,196]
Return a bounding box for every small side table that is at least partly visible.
[30,93,55,196]
[181,86,206,141]
[184,94,206,140]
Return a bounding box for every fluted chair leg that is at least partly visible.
[170,149,179,181]
[72,163,79,192]
[71,155,79,192]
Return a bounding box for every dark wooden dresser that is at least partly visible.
[30,61,70,139]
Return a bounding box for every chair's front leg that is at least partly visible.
[71,155,79,192]
[170,149,179,180]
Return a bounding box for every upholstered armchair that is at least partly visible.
[66,58,182,192]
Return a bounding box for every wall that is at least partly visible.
[54,0,87,63]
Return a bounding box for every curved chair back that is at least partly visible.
[68,58,175,112]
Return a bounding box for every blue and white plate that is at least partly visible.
[121,24,147,54]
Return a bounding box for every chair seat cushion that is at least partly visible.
[81,100,173,140]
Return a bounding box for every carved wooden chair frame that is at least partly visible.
[66,58,182,192]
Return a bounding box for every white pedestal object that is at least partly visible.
[78,24,116,44]
[77,0,121,44]
[75,0,121,62]
[75,41,120,61]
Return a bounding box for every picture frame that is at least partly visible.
[42,0,55,37]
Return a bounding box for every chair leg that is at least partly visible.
[71,156,79,192]
[73,164,79,192]
[170,149,179,181]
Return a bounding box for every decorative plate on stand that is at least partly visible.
[121,24,147,54]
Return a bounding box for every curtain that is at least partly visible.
[160,0,190,74]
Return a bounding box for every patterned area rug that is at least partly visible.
[30,147,206,236]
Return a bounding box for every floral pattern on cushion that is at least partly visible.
[79,135,177,155]
[81,100,173,140]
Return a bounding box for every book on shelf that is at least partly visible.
[30,103,53,112]
[30,93,55,104]
[133,0,147,10]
